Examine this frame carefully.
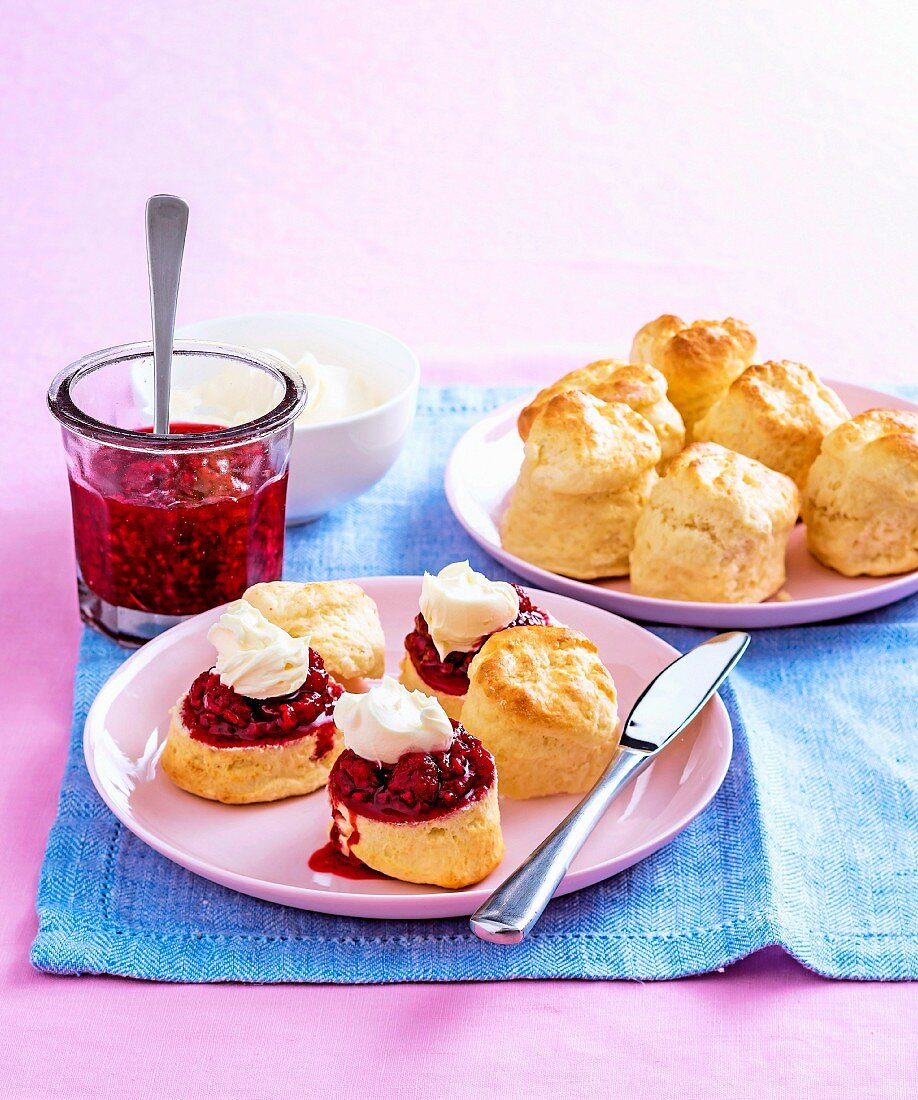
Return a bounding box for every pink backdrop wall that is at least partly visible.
[5,0,917,385]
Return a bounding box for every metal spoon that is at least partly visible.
[145,194,189,435]
[470,630,750,945]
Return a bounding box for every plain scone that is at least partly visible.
[161,705,342,804]
[501,390,660,579]
[629,442,799,603]
[630,314,756,438]
[462,625,620,799]
[243,580,385,683]
[517,359,685,469]
[802,408,918,577]
[694,360,849,492]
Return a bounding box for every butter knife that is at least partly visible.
[469,630,750,945]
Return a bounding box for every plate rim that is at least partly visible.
[444,378,918,628]
[82,576,733,919]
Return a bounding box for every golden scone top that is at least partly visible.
[629,314,686,368]
[662,319,756,382]
[524,390,661,495]
[691,360,850,493]
[518,360,668,440]
[821,407,918,469]
[243,580,386,682]
[661,443,800,526]
[699,361,849,431]
[466,625,618,739]
[630,314,757,435]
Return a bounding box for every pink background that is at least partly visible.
[2,2,915,1096]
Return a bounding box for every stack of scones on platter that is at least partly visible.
[501,314,918,601]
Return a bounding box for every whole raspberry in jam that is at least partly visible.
[182,648,341,754]
[328,723,495,823]
[404,584,549,695]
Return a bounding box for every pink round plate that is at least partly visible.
[445,380,918,628]
[83,577,733,919]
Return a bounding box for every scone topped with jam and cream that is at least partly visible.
[161,599,344,804]
[399,561,550,720]
[326,677,504,888]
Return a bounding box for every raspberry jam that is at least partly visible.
[69,423,287,617]
[327,723,495,823]
[404,584,549,695]
[308,818,388,880]
[181,649,342,750]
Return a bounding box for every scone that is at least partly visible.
[326,677,504,888]
[244,580,385,685]
[501,390,661,579]
[517,359,685,468]
[630,314,757,437]
[629,442,799,603]
[694,360,849,491]
[161,600,344,803]
[400,561,550,720]
[462,626,620,799]
[802,408,918,577]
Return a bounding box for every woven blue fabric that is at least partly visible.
[31,386,917,982]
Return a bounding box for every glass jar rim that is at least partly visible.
[47,339,308,450]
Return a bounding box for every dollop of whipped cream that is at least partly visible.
[284,350,380,426]
[206,599,312,700]
[419,561,520,659]
[333,676,454,764]
[158,349,380,428]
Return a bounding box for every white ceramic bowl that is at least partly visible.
[177,313,420,524]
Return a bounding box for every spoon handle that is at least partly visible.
[145,195,189,435]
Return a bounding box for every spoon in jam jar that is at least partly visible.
[145,194,189,435]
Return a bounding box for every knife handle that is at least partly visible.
[469,748,648,944]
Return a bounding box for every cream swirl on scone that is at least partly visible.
[207,599,313,699]
[420,561,520,659]
[334,676,454,763]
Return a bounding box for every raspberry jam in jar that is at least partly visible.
[48,341,307,646]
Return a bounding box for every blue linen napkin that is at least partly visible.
[31,386,917,982]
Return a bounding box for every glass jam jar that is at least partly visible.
[48,341,307,646]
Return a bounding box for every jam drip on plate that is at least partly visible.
[308,817,388,880]
[404,584,549,695]
[327,722,495,823]
[182,649,342,750]
[70,423,288,616]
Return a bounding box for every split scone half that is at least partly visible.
[327,677,504,888]
[802,408,918,577]
[462,625,620,799]
[517,359,684,469]
[630,314,757,438]
[629,442,799,603]
[693,360,849,493]
[399,561,551,721]
[161,599,345,804]
[501,390,661,580]
[244,579,385,687]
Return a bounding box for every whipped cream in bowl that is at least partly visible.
[175,313,420,524]
[420,561,520,659]
[333,676,455,764]
[207,599,312,700]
